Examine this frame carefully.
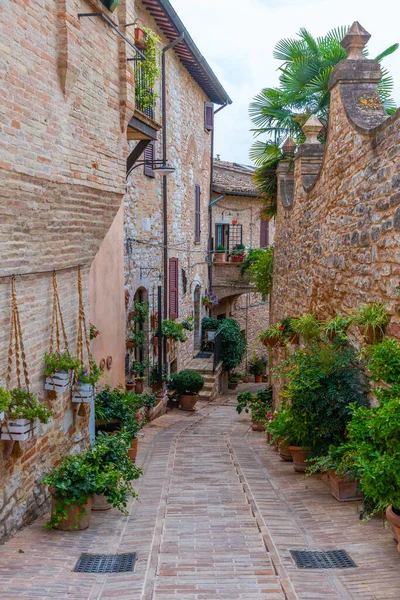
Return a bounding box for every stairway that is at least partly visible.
[187,356,222,401]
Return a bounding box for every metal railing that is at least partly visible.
[133,57,156,120]
[213,330,222,373]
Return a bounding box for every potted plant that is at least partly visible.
[72,357,101,403]
[202,292,219,309]
[126,378,136,392]
[352,302,390,344]
[228,371,241,390]
[130,300,149,324]
[130,360,149,394]
[265,407,293,461]
[214,245,227,263]
[230,244,246,263]
[259,318,297,348]
[161,319,187,342]
[134,27,146,49]
[90,323,100,340]
[89,433,142,512]
[307,444,363,502]
[289,313,321,343]
[236,387,272,431]
[0,387,11,421]
[149,364,167,395]
[323,314,352,342]
[1,388,51,441]
[134,28,161,113]
[181,315,194,331]
[248,352,266,383]
[266,405,310,468]
[44,351,80,393]
[168,370,205,411]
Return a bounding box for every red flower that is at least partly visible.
[279,326,285,331]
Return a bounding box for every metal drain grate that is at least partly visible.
[290,550,357,570]
[74,553,136,573]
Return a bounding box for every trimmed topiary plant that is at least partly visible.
[169,370,205,411]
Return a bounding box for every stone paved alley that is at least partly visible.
[0,389,399,600]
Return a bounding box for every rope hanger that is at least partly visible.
[6,276,30,392]
[49,271,69,355]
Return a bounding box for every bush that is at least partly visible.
[247,247,274,299]
[237,386,272,422]
[248,352,266,376]
[274,342,369,455]
[363,337,400,389]
[202,317,220,331]
[219,319,246,371]
[168,370,205,395]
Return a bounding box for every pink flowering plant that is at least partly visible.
[90,323,100,340]
[44,351,80,377]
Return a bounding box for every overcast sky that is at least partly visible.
[171,0,400,165]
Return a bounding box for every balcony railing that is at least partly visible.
[133,57,156,120]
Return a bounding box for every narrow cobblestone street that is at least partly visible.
[0,389,399,600]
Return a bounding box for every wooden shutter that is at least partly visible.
[204,102,214,131]
[144,141,155,177]
[260,219,269,248]
[194,184,201,242]
[169,258,178,320]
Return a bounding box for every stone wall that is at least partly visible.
[270,27,400,396]
[0,0,132,541]
[124,0,214,376]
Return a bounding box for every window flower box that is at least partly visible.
[44,371,72,393]
[72,384,94,403]
[1,418,37,441]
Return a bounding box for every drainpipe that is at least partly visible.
[208,101,229,294]
[161,32,184,371]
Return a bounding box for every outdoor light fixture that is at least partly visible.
[153,163,175,176]
[129,158,175,176]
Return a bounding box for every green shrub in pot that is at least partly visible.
[168,370,205,396]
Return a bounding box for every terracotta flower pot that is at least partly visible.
[251,420,264,431]
[135,380,144,394]
[134,28,146,50]
[228,383,238,390]
[51,496,92,531]
[242,376,250,383]
[386,506,400,551]
[358,324,384,344]
[231,255,243,263]
[126,381,135,392]
[92,494,112,512]
[179,394,198,411]
[126,340,134,349]
[327,470,363,502]
[254,375,263,383]
[288,446,311,472]
[214,253,226,263]
[288,333,299,344]
[128,437,138,462]
[278,443,292,461]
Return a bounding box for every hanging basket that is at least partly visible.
[72,384,95,403]
[44,371,72,393]
[1,418,37,442]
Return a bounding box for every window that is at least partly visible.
[204,102,214,131]
[215,224,243,252]
[144,141,155,178]
[169,258,179,320]
[194,184,201,242]
[260,220,269,248]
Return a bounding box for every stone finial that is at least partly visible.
[282,137,296,155]
[302,115,323,144]
[341,22,371,60]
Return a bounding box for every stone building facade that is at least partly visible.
[0,0,145,541]
[211,160,275,370]
[124,0,231,380]
[270,23,400,396]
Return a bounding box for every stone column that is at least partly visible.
[297,115,325,190]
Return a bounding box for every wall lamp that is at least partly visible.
[131,159,175,176]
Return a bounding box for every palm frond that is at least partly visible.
[323,25,349,44]
[375,43,399,63]
[273,38,308,63]
[298,28,320,56]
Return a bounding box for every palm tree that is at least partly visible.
[250,26,398,217]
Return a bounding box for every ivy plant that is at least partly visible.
[247,247,274,299]
[135,28,161,112]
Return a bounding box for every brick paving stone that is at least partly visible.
[1,391,400,599]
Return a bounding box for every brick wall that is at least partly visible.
[270,46,400,397]
[0,0,131,541]
[124,0,213,375]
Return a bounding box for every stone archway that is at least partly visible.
[193,285,202,354]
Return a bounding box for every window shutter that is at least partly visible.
[204,102,214,131]
[169,258,179,320]
[194,184,201,242]
[260,219,269,248]
[144,141,155,178]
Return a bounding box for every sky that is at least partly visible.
[171,0,400,165]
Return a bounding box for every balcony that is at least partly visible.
[212,260,254,301]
